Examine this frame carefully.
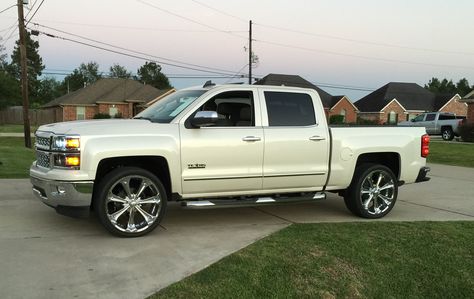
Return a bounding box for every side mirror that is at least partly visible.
[191,111,219,127]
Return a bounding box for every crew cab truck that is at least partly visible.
[30,84,431,237]
[399,112,465,140]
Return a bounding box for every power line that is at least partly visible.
[224,63,249,83]
[31,23,247,76]
[255,39,474,70]
[30,28,249,76]
[32,22,244,74]
[190,0,247,23]
[0,4,17,14]
[26,0,44,25]
[23,0,37,19]
[254,23,474,57]
[33,19,246,32]
[136,0,247,40]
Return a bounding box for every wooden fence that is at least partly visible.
[0,106,57,125]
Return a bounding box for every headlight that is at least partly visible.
[53,154,80,169]
[52,135,80,151]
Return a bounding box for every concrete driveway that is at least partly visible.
[0,163,473,299]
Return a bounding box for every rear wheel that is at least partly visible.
[441,127,454,141]
[344,164,398,218]
[94,167,167,237]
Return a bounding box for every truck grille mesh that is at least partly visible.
[36,151,50,168]
[36,136,51,149]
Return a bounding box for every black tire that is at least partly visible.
[441,127,454,141]
[93,167,167,237]
[344,163,398,219]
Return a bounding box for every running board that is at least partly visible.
[183,192,326,209]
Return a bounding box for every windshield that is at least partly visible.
[135,89,207,123]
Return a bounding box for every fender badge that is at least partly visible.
[188,163,206,169]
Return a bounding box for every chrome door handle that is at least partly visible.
[242,136,261,142]
[309,135,325,141]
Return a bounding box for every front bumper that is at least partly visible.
[415,166,431,183]
[30,176,94,217]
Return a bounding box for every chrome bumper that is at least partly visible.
[31,176,94,217]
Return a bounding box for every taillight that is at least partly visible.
[421,134,430,157]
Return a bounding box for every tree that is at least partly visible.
[60,61,102,94]
[0,71,21,109]
[7,31,45,98]
[137,62,172,89]
[35,77,62,108]
[0,37,7,70]
[109,63,131,78]
[455,78,472,96]
[424,77,473,95]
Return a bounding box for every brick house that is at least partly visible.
[355,82,467,124]
[254,74,358,123]
[43,78,174,122]
[460,90,474,123]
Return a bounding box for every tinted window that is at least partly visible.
[264,92,316,126]
[412,114,424,122]
[438,114,455,120]
[425,114,436,121]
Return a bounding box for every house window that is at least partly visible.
[388,111,398,124]
[76,106,85,120]
[340,109,346,123]
[109,106,118,118]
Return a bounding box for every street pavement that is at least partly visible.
[0,163,473,299]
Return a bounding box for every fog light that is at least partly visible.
[65,156,80,167]
[56,186,66,194]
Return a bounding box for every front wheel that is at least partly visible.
[94,167,167,237]
[344,164,398,218]
[441,127,454,141]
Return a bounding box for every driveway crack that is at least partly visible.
[400,200,474,218]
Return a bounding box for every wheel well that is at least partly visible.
[441,125,453,131]
[355,152,400,180]
[94,156,172,200]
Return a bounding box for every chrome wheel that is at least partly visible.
[105,175,162,233]
[442,129,453,141]
[359,170,395,216]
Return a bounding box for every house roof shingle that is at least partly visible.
[355,82,455,112]
[43,78,169,108]
[254,73,334,108]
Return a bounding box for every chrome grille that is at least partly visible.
[35,136,51,150]
[36,151,50,168]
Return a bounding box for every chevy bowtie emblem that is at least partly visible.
[188,163,206,169]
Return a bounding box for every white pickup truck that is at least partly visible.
[30,84,431,237]
[399,112,466,140]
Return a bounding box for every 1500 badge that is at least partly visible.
[188,163,206,169]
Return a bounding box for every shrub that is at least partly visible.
[114,113,123,119]
[93,113,111,119]
[458,122,474,142]
[356,117,380,125]
[329,115,345,124]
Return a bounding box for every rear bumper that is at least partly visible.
[30,175,94,217]
[415,167,430,183]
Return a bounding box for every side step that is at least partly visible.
[182,192,326,209]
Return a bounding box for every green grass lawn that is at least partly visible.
[0,124,38,133]
[0,137,35,178]
[152,222,474,299]
[428,142,474,168]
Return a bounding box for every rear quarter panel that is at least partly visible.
[327,127,427,190]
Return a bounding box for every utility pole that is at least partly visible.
[248,20,252,84]
[17,0,32,148]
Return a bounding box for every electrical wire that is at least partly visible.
[32,22,246,75]
[255,39,474,70]
[30,28,250,76]
[0,4,17,15]
[254,23,474,57]
[136,0,247,40]
[26,0,45,25]
[224,63,249,83]
[190,0,247,23]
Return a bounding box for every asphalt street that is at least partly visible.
[0,163,473,299]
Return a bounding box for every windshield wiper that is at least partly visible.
[133,116,152,121]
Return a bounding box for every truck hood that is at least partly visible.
[36,119,171,136]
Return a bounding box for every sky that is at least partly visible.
[1,0,474,100]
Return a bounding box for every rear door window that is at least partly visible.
[264,91,316,126]
[425,114,436,121]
